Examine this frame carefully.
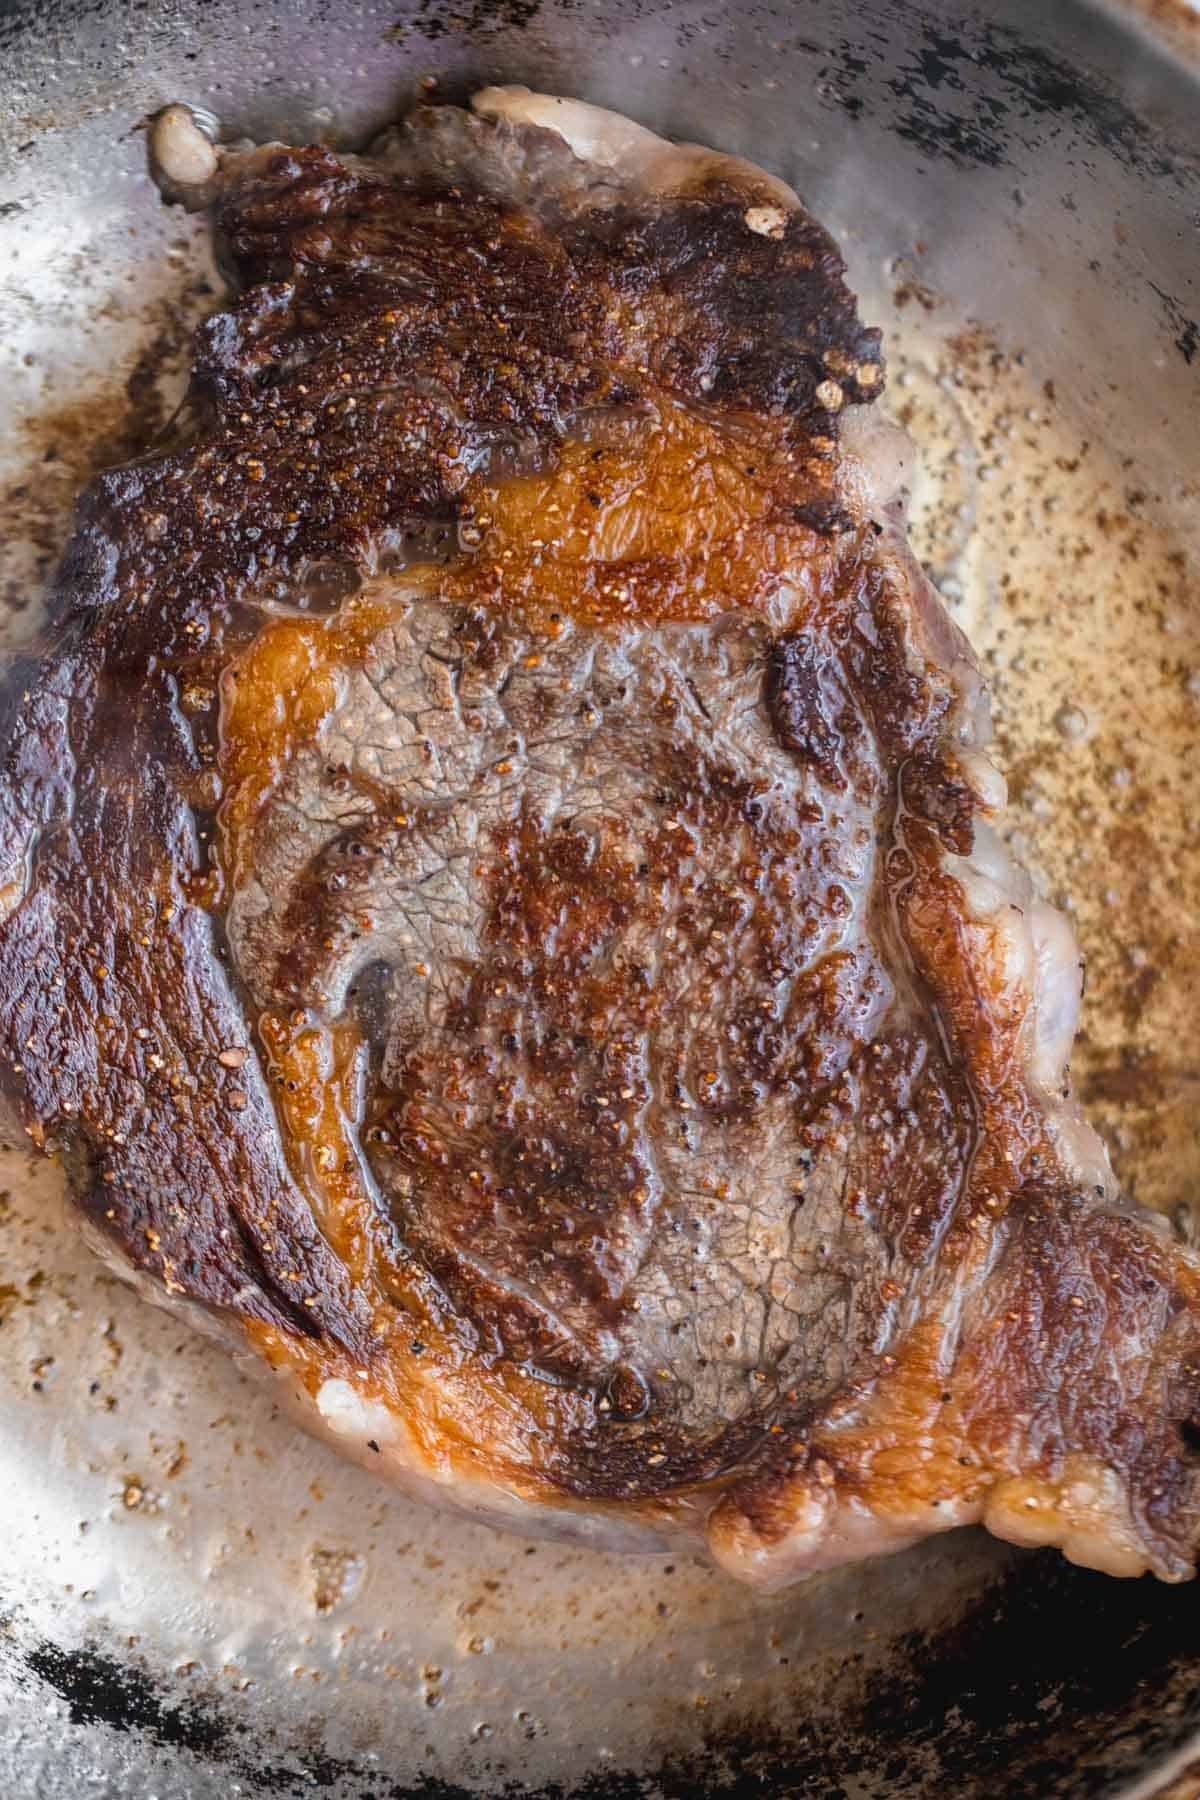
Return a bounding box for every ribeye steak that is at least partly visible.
[2,88,1198,1586]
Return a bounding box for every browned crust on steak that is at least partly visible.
[0,110,883,1475]
[2,100,1198,1574]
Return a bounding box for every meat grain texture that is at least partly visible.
[1,88,1198,1588]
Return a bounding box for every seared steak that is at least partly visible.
[2,89,1198,1585]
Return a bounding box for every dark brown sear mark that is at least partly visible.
[765,630,850,791]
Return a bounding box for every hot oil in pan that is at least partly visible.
[0,209,217,648]
[885,301,1200,1235]
[0,242,1198,1790]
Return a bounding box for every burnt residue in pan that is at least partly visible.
[386,0,1199,190]
[14,1550,1199,1798]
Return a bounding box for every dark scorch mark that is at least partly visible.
[1150,282,1200,366]
[15,1548,1200,1799]
[811,11,1188,183]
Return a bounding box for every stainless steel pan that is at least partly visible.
[1,1,1198,1793]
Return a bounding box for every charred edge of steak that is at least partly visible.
[37,129,885,660]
